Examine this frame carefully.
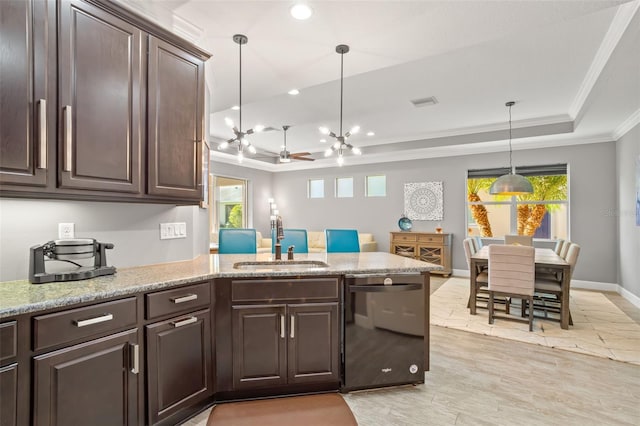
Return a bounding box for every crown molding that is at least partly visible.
[569,0,640,120]
[612,108,640,140]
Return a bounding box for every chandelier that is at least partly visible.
[218,34,263,162]
[321,44,361,166]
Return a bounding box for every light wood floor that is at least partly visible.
[184,278,640,426]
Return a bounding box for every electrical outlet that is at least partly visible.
[58,223,75,239]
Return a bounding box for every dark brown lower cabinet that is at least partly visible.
[146,309,213,425]
[32,329,139,426]
[232,302,339,390]
[0,364,17,426]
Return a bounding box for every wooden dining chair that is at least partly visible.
[528,243,580,326]
[504,235,533,246]
[553,239,565,255]
[488,244,536,331]
[559,240,572,259]
[463,238,491,310]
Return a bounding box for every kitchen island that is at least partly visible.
[0,252,439,426]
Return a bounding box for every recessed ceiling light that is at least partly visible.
[231,105,240,110]
[320,139,326,143]
[290,3,313,20]
[366,131,375,136]
[288,89,300,95]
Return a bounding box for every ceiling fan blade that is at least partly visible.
[292,156,315,161]
[290,152,311,157]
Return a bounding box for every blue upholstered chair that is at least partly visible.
[218,228,257,254]
[272,229,309,254]
[325,229,360,253]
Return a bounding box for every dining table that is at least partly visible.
[469,246,572,329]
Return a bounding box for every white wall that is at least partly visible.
[0,199,209,282]
[616,122,640,299]
[270,142,618,285]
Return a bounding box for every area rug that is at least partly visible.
[207,393,358,426]
[431,277,640,365]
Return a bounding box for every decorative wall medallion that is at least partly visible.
[404,182,443,220]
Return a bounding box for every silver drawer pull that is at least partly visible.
[171,294,198,304]
[280,314,285,339]
[63,105,72,171]
[172,316,198,328]
[74,313,113,327]
[130,343,139,374]
[38,99,47,169]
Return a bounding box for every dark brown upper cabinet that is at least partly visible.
[0,0,210,204]
[0,0,54,188]
[147,36,204,200]
[57,0,144,194]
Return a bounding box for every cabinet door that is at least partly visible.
[146,309,212,425]
[33,329,139,426]
[0,364,17,426]
[232,305,287,389]
[287,303,340,385]
[147,36,203,200]
[0,0,52,187]
[58,0,143,193]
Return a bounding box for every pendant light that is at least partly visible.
[218,34,262,162]
[320,44,361,166]
[489,101,533,195]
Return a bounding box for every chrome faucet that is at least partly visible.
[275,215,284,260]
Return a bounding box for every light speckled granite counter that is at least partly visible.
[0,252,440,318]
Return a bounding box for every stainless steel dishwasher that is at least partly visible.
[342,273,427,392]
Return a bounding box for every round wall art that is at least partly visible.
[404,181,444,221]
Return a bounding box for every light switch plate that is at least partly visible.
[160,222,187,240]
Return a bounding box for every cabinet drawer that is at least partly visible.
[0,321,17,364]
[392,233,417,242]
[232,278,339,302]
[33,298,137,351]
[418,235,444,244]
[145,282,211,320]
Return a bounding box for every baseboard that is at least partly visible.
[452,272,640,309]
[619,286,640,309]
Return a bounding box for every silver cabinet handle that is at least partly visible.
[38,99,47,169]
[280,314,285,339]
[171,294,197,304]
[130,343,139,374]
[63,105,72,171]
[73,313,113,327]
[290,315,295,339]
[171,316,197,328]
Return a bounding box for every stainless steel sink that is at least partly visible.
[233,260,329,270]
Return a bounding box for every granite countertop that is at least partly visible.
[0,252,441,318]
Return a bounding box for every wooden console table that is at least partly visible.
[390,232,452,277]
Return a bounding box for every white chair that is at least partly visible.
[488,244,536,331]
[504,235,533,246]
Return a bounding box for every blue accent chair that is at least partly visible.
[218,228,257,254]
[325,229,360,253]
[272,229,309,254]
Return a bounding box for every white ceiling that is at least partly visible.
[118,0,640,171]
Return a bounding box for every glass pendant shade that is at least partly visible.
[489,173,534,195]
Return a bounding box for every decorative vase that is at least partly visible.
[398,214,412,231]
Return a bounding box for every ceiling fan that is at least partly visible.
[279,125,314,162]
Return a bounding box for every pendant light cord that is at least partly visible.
[508,102,512,172]
[339,51,344,137]
[239,41,243,133]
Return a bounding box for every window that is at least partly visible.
[336,177,354,198]
[308,179,324,198]
[366,175,386,197]
[213,176,247,231]
[466,164,568,240]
